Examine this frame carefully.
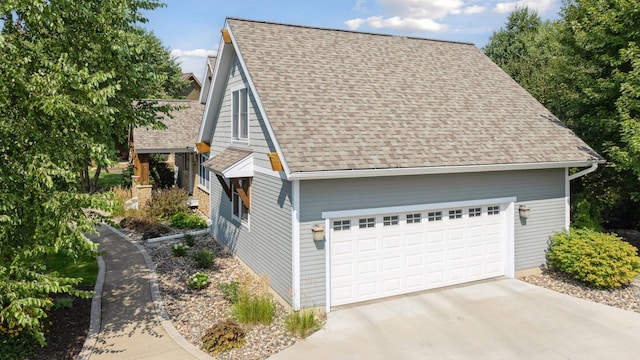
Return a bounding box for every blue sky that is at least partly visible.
[141,0,562,79]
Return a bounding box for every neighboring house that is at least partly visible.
[197,18,604,312]
[130,99,206,213]
[180,73,202,100]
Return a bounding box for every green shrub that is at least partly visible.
[285,309,321,338]
[571,195,604,232]
[547,228,640,289]
[187,273,210,290]
[170,212,208,229]
[193,249,215,269]
[201,320,246,354]
[216,281,240,304]
[171,243,189,257]
[232,291,275,325]
[120,163,135,188]
[184,233,197,247]
[144,188,189,220]
[53,297,74,310]
[0,325,38,360]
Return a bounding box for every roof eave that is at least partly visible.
[288,160,604,180]
[134,147,196,154]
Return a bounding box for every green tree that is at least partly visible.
[0,0,183,349]
[554,0,640,227]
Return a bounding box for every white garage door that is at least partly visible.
[330,203,508,306]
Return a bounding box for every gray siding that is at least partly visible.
[298,168,566,307]
[208,54,293,304]
[210,172,293,304]
[210,57,279,170]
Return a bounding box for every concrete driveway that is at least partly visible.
[270,278,640,360]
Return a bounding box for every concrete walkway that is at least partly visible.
[82,226,211,360]
[272,278,640,360]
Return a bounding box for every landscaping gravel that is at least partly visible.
[144,235,315,360]
[521,266,640,313]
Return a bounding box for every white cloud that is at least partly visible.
[493,0,555,14]
[353,0,367,11]
[170,48,216,58]
[344,0,487,32]
[364,15,447,32]
[463,5,486,14]
[170,48,217,75]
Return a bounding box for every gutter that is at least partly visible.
[567,162,599,181]
[289,160,601,180]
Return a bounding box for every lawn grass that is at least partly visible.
[90,170,122,190]
[41,251,99,286]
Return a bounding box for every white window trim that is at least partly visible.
[230,84,249,144]
[231,178,250,229]
[198,153,210,193]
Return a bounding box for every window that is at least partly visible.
[428,211,442,221]
[488,206,500,215]
[383,215,399,226]
[448,209,462,220]
[333,220,350,231]
[469,207,481,217]
[232,88,248,141]
[359,218,375,229]
[406,213,421,224]
[198,154,210,189]
[232,178,250,223]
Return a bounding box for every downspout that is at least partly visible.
[568,162,599,181]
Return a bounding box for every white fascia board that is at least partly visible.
[222,154,253,178]
[225,21,293,180]
[290,161,599,180]
[134,148,195,154]
[197,36,231,144]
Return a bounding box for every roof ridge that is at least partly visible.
[225,17,474,46]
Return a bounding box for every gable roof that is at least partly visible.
[203,147,253,174]
[209,18,602,177]
[132,100,204,153]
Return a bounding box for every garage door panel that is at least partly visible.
[331,203,509,306]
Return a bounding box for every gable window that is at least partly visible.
[488,206,500,216]
[406,213,421,224]
[232,178,250,223]
[333,220,350,231]
[232,88,248,142]
[383,215,399,226]
[198,154,210,190]
[359,218,375,229]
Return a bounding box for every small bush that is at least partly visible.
[111,185,133,217]
[142,224,171,240]
[285,309,321,338]
[171,243,189,257]
[232,290,275,325]
[120,215,162,233]
[547,228,640,289]
[193,249,215,269]
[187,273,210,290]
[0,325,38,360]
[201,320,246,354]
[216,281,240,304]
[144,188,189,220]
[170,212,208,229]
[184,233,197,247]
[53,297,74,310]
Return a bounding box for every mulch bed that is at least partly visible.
[28,287,93,360]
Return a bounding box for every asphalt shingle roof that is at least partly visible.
[226,18,602,173]
[202,147,253,173]
[133,100,204,152]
